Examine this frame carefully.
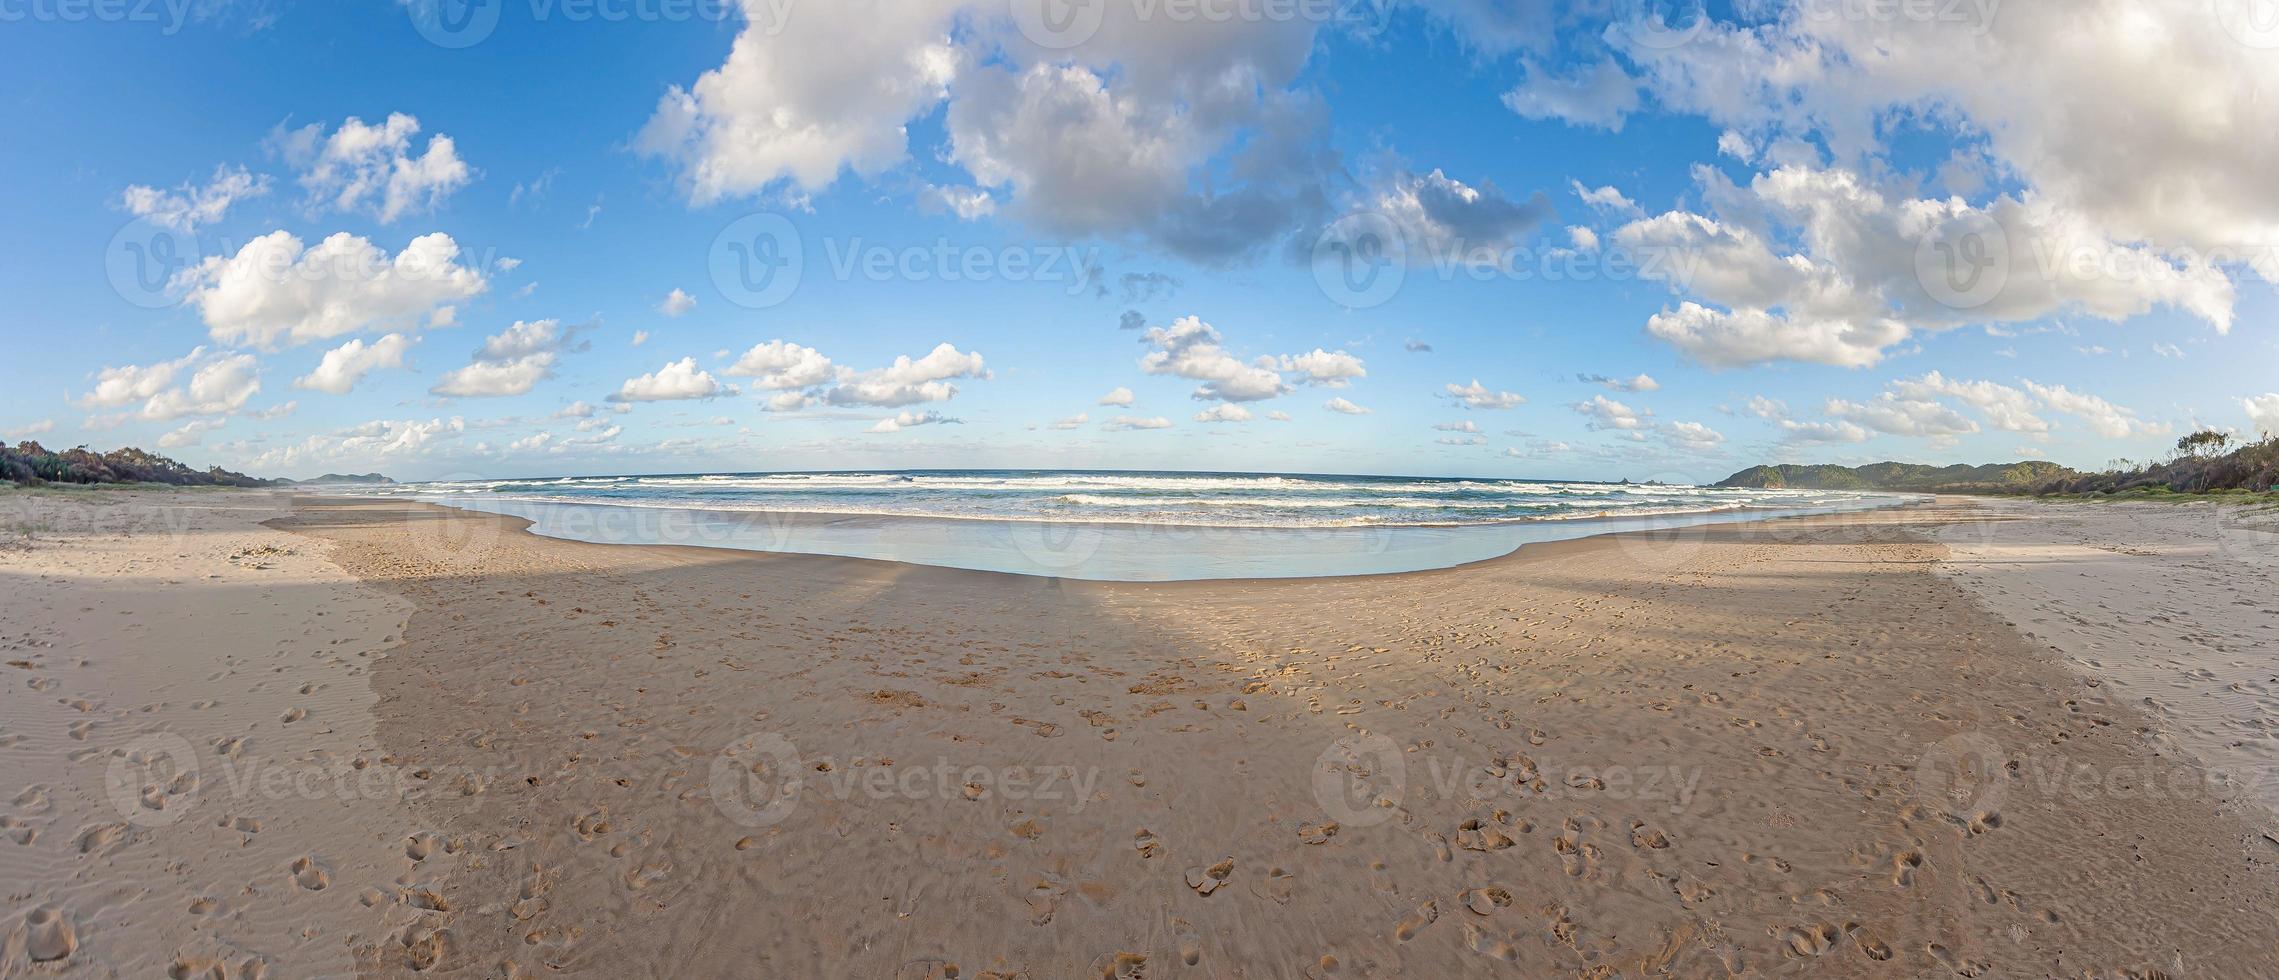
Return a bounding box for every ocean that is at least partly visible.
[341,469,1913,581]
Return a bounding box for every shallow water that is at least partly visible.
[395,484,1918,581]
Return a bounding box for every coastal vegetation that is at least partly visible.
[1,442,279,488]
[1717,432,2279,498]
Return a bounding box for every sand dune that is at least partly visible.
[4,490,2276,977]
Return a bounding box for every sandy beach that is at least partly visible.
[6,488,2278,977]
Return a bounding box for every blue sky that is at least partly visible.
[3,0,2274,482]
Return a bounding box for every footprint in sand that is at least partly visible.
[1,815,36,846]
[1393,900,1440,942]
[1296,821,1339,845]
[1092,952,1146,979]
[1025,879,1064,925]
[1462,922,1524,963]
[24,906,77,963]
[1252,866,1297,905]
[1780,922,1843,958]
[406,832,441,861]
[1133,828,1161,859]
[1171,916,1204,965]
[290,856,330,890]
[1891,849,1924,888]
[1184,857,1234,896]
[74,822,127,854]
[1461,887,1514,916]
[279,707,306,724]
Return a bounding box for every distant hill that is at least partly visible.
[1715,460,2075,492]
[2,442,283,488]
[295,473,395,486]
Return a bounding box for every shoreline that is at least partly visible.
[337,490,1926,583]
[6,489,2275,976]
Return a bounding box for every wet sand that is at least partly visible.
[5,489,2277,977]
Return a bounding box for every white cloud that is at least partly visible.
[1097,386,1135,407]
[184,230,488,350]
[1323,397,1371,415]
[1610,2,2279,269]
[555,401,596,419]
[1139,316,1290,402]
[1501,60,1639,131]
[1663,420,1726,452]
[657,288,696,317]
[1570,180,1641,216]
[1367,168,1550,256]
[826,343,988,406]
[867,409,958,433]
[81,350,259,423]
[1050,412,1089,430]
[611,357,729,402]
[1436,435,1487,446]
[1774,418,1871,445]
[636,0,962,201]
[1103,415,1173,431]
[1888,372,2049,433]
[632,330,650,347]
[1580,372,1658,392]
[1643,303,1902,370]
[2022,381,2166,439]
[923,184,997,220]
[1194,404,1252,423]
[1433,420,1481,433]
[642,3,1333,261]
[158,418,225,449]
[1616,162,2237,369]
[1267,410,1292,421]
[247,416,468,471]
[726,340,838,390]
[1279,349,1368,388]
[271,113,472,223]
[432,320,582,398]
[2245,394,2279,436]
[1576,394,1649,431]
[295,333,414,395]
[4,420,55,439]
[119,165,269,231]
[139,354,261,422]
[80,348,206,409]
[1445,379,1526,410]
[765,391,815,412]
[1825,395,1980,438]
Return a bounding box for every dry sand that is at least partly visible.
[5,488,2277,977]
